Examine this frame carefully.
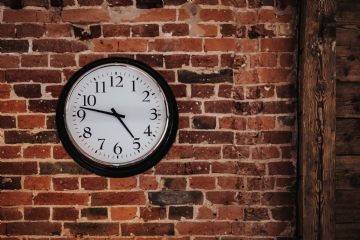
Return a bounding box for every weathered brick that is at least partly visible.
[162,24,189,36]
[205,38,236,52]
[191,55,218,67]
[123,9,176,22]
[200,9,234,22]
[108,0,133,6]
[136,54,163,67]
[24,176,51,190]
[176,222,231,235]
[244,207,270,221]
[50,54,76,67]
[259,9,292,23]
[155,162,210,175]
[81,207,108,220]
[21,54,48,67]
[0,162,37,175]
[206,191,236,205]
[72,25,101,41]
[24,207,50,220]
[45,23,72,38]
[16,23,44,38]
[3,9,37,22]
[190,176,215,189]
[167,145,193,159]
[18,115,45,129]
[111,207,137,220]
[119,39,148,52]
[81,177,107,190]
[191,85,215,98]
[280,53,294,67]
[0,24,16,38]
[197,206,216,219]
[22,0,48,7]
[247,177,275,191]
[24,145,51,158]
[248,0,273,8]
[149,38,202,52]
[33,39,88,53]
[162,177,187,190]
[0,55,19,68]
[219,116,246,130]
[0,176,21,190]
[164,54,190,68]
[261,38,296,52]
[221,24,246,38]
[61,8,110,22]
[0,40,29,53]
[7,222,61,236]
[217,176,244,190]
[221,0,246,7]
[223,145,250,159]
[0,84,10,99]
[37,10,62,23]
[235,69,260,84]
[0,208,22,220]
[0,192,32,205]
[261,192,296,205]
[177,100,202,113]
[204,100,233,114]
[218,206,244,220]
[140,207,166,220]
[34,193,89,205]
[29,99,57,113]
[149,191,203,205]
[169,206,193,220]
[53,207,78,220]
[248,116,276,130]
[0,116,16,129]
[245,85,275,99]
[110,177,137,190]
[53,177,79,191]
[6,70,61,83]
[170,84,187,98]
[212,161,266,175]
[252,146,280,159]
[197,24,218,37]
[64,223,118,236]
[219,84,233,98]
[132,24,159,37]
[192,116,216,129]
[40,162,91,175]
[193,146,221,160]
[79,54,106,66]
[232,222,289,236]
[121,223,174,236]
[140,176,158,190]
[179,130,233,144]
[91,192,146,206]
[5,130,58,144]
[258,68,292,83]
[136,0,163,8]
[268,161,295,175]
[236,192,261,205]
[263,101,295,114]
[78,0,104,5]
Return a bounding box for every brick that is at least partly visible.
[21,54,48,67]
[0,100,26,113]
[261,38,296,52]
[33,39,87,53]
[0,192,32,205]
[259,9,292,23]
[217,177,244,190]
[61,9,110,23]
[263,101,295,114]
[223,145,250,159]
[81,207,108,220]
[248,0,273,8]
[108,0,133,6]
[212,161,266,175]
[50,54,76,67]
[170,84,187,98]
[37,10,62,23]
[164,54,190,68]
[245,85,275,99]
[72,25,101,41]
[7,222,61,236]
[244,208,270,221]
[24,207,50,220]
[192,116,216,129]
[53,177,79,191]
[40,162,90,174]
[111,207,137,220]
[34,193,88,205]
[110,177,137,190]
[218,84,232,98]
[0,162,37,175]
[236,11,258,24]
[268,161,295,175]
[6,70,61,83]
[235,69,260,84]
[278,116,296,128]
[280,53,294,67]
[24,145,51,158]
[197,24,218,37]
[78,0,104,5]
[248,116,276,130]
[45,23,73,37]
[248,24,276,39]
[205,38,236,52]
[191,55,218,67]
[162,178,187,190]
[64,223,119,236]
[18,115,45,129]
[277,84,296,98]
[121,223,174,236]
[191,85,215,98]
[0,208,22,220]
[261,192,296,205]
[194,0,218,4]
[140,176,158,190]
[204,100,232,114]
[79,54,106,67]
[250,53,277,67]
[236,192,260,205]
[221,24,246,38]
[0,24,16,38]
[150,38,202,52]
[193,146,221,160]
[0,116,16,129]
[51,0,75,6]
[219,116,246,130]
[53,207,78,220]
[221,0,246,7]
[177,100,202,114]
[24,176,51,190]
[140,207,166,220]
[162,24,189,36]
[258,68,292,83]
[247,177,275,191]
[16,23,44,38]
[132,24,159,37]
[149,191,203,205]
[119,39,147,52]
[200,9,234,22]
[221,54,247,69]
[167,145,193,159]
[3,9,37,22]
[197,206,216,219]
[81,177,107,190]
[155,162,210,175]
[190,176,215,189]
[0,84,10,99]
[91,192,146,205]
[218,206,244,220]
[0,176,21,190]
[252,146,280,159]
[136,54,163,67]
[123,9,176,22]
[136,0,163,8]
[22,0,48,7]
[178,116,190,129]
[232,222,289,236]
[206,191,236,205]
[176,222,231,235]
[272,206,294,221]
[13,84,41,99]
[179,130,233,144]
[29,99,57,113]
[233,101,263,115]
[263,131,292,144]
[0,40,29,53]
[169,206,193,220]
[0,55,19,68]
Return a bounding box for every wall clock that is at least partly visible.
[56,57,178,177]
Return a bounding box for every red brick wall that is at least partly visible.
[0,0,298,238]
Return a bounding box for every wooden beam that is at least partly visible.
[298,0,336,239]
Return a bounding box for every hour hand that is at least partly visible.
[79,106,125,118]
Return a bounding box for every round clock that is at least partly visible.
[56,57,178,177]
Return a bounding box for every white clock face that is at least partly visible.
[64,63,169,167]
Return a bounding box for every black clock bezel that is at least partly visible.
[56,57,178,178]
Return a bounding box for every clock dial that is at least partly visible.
[56,58,178,177]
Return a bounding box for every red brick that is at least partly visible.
[248,116,276,130]
[53,207,78,220]
[21,54,48,67]
[0,24,15,38]
[0,84,10,99]
[219,116,246,130]
[81,177,107,190]
[24,176,51,190]
[252,146,280,159]
[176,222,231,235]
[64,222,119,236]
[7,222,62,236]
[261,192,296,205]
[170,84,187,98]
[24,207,50,220]
[0,208,23,220]
[200,9,234,21]
[121,223,174,236]
[150,38,202,52]
[217,177,245,190]
[237,39,259,52]
[0,192,32,206]
[24,145,51,158]
[206,191,236,205]
[53,145,71,159]
[140,207,167,220]
[79,54,106,66]
[191,85,215,98]
[111,207,137,220]
[132,24,159,37]
[53,177,79,191]
[0,100,26,113]
[250,53,277,67]
[244,207,270,221]
[50,54,76,67]
[6,69,61,83]
[247,177,275,191]
[212,161,266,175]
[92,39,118,52]
[61,9,110,23]
[236,11,258,24]
[123,9,176,22]
[16,23,44,38]
[103,24,130,37]
[34,193,89,205]
[218,84,232,98]
[162,23,189,36]
[179,131,233,144]
[223,145,250,159]
[0,161,36,175]
[33,39,87,53]
[197,206,216,219]
[246,85,275,99]
[190,176,215,189]
[0,40,29,53]
[3,9,37,22]
[221,0,246,7]
[91,192,146,206]
[169,206,193,220]
[18,115,45,129]
[234,69,260,84]
[193,146,221,160]
[197,24,218,37]
[167,145,193,159]
[119,39,147,52]
[164,54,190,68]
[261,38,296,52]
[37,10,62,23]
[192,116,216,129]
[280,53,294,67]
[232,222,289,236]
[162,177,187,191]
[272,206,294,220]
[236,192,261,205]
[140,176,158,190]
[110,177,137,190]
[0,116,16,129]
[218,206,244,220]
[259,9,292,23]
[45,23,73,37]
[258,68,292,83]
[268,161,295,175]
[191,55,218,67]
[205,39,236,52]
[0,55,18,68]
[78,0,104,5]
[204,100,233,113]
[155,162,210,175]
[177,100,202,114]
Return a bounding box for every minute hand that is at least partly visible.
[111,108,134,138]
[79,106,125,118]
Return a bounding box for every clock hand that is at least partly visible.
[79,106,125,118]
[111,108,134,139]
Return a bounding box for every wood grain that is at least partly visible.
[336,156,360,189]
[336,119,360,155]
[336,82,360,117]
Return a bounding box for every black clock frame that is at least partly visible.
[56,57,178,177]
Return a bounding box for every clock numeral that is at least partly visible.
[132,81,136,92]
[77,109,86,122]
[95,81,106,93]
[144,125,152,136]
[83,95,96,106]
[113,142,122,155]
[83,127,92,138]
[150,108,158,120]
[110,76,123,87]
[98,138,105,150]
[142,91,150,102]
[133,138,141,150]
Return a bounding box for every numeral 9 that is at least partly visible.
[77,109,86,122]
